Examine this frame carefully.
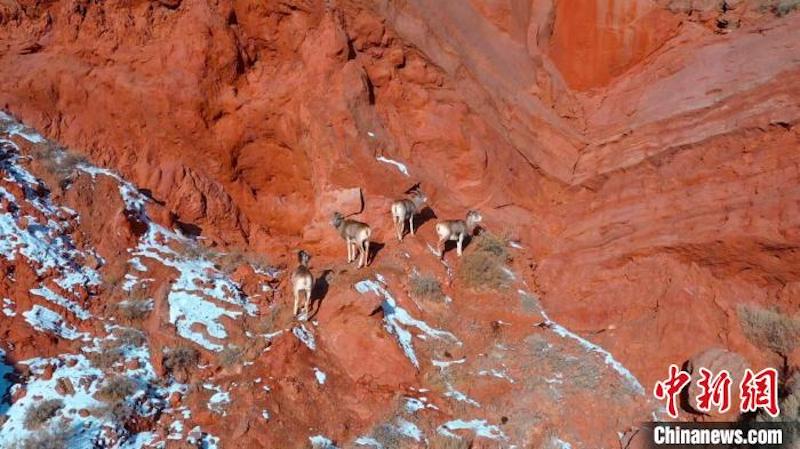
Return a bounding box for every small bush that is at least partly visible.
[115,299,153,321]
[97,376,137,404]
[774,0,800,16]
[13,424,70,449]
[409,273,445,302]
[370,423,403,449]
[457,233,512,291]
[163,346,199,373]
[758,372,800,423]
[31,143,87,185]
[112,327,147,347]
[218,345,244,368]
[23,399,64,429]
[472,232,508,259]
[430,435,472,449]
[87,348,123,370]
[94,401,135,423]
[737,304,800,355]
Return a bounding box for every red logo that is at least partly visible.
[740,367,779,417]
[695,368,732,414]
[654,365,780,418]
[653,364,691,418]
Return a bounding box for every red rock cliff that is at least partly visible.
[0,0,798,448]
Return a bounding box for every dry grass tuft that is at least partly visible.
[429,435,472,449]
[112,327,147,348]
[218,345,245,368]
[97,376,137,404]
[409,273,445,302]
[115,298,153,321]
[23,399,64,429]
[13,424,70,449]
[31,143,87,187]
[163,345,199,374]
[457,232,512,291]
[737,304,800,355]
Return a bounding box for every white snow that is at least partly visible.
[355,436,383,447]
[0,112,45,143]
[395,418,423,441]
[432,358,466,368]
[293,324,316,350]
[437,419,507,441]
[2,297,15,316]
[538,307,645,395]
[168,420,184,440]
[477,368,515,383]
[376,156,410,177]
[355,276,458,368]
[444,387,481,408]
[30,286,91,320]
[549,437,573,449]
[78,164,262,351]
[313,367,327,385]
[187,426,221,449]
[0,134,101,326]
[22,305,87,340]
[0,114,196,449]
[204,384,231,416]
[309,435,339,449]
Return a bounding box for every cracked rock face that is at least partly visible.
[0,1,798,447]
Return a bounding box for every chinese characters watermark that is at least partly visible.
[654,365,779,418]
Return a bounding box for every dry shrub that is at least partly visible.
[31,144,87,185]
[409,273,445,302]
[13,424,70,449]
[23,399,64,429]
[252,304,289,335]
[772,0,800,16]
[94,401,135,423]
[759,372,800,423]
[457,232,511,291]
[87,348,123,370]
[430,435,472,449]
[163,345,199,374]
[737,304,800,355]
[218,345,245,368]
[97,376,137,404]
[112,327,147,348]
[115,298,153,321]
[371,423,402,449]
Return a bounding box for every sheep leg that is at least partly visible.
[293,289,300,316]
[304,287,312,315]
[457,234,464,257]
[361,240,370,268]
[409,216,415,235]
[395,217,403,241]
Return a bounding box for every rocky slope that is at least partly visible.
[0,0,798,448]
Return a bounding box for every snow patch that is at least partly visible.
[376,156,410,176]
[2,297,15,316]
[355,276,458,368]
[538,308,645,395]
[437,419,507,441]
[309,435,339,449]
[355,436,383,448]
[23,305,87,340]
[293,324,317,351]
[313,367,327,385]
